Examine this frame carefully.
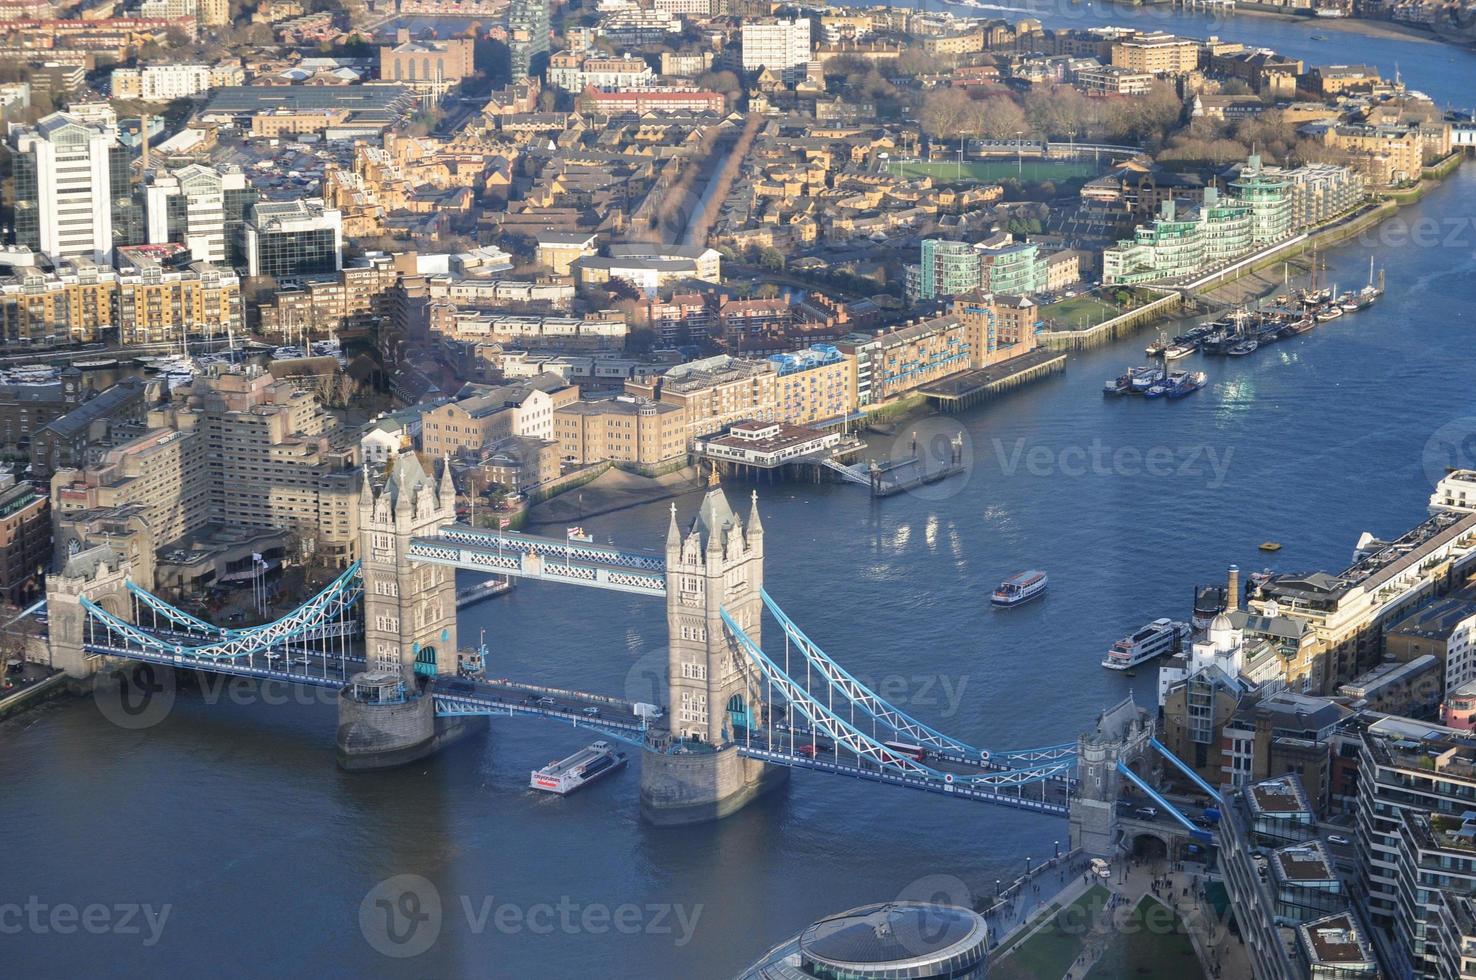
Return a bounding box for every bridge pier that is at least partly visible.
[336,673,486,771]
[639,743,789,825]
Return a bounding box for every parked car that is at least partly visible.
[1327,834,1351,846]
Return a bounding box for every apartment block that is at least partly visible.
[553,396,687,467]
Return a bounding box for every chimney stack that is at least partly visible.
[1226,565,1240,614]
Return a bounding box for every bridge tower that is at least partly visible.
[338,455,479,771]
[1069,694,1154,856]
[45,544,135,680]
[640,477,789,824]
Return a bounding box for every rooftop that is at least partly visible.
[1248,775,1313,816]
[1299,913,1376,969]
[1272,842,1335,884]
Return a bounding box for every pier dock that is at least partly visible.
[918,349,1067,412]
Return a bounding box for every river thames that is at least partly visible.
[6,12,1476,980]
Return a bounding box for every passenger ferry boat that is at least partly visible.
[530,741,628,795]
[1102,618,1191,670]
[992,570,1047,607]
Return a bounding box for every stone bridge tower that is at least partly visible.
[1069,694,1154,856]
[45,544,135,680]
[339,455,480,771]
[358,454,458,683]
[640,477,788,824]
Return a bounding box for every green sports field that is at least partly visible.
[888,159,1100,184]
[1038,293,1121,329]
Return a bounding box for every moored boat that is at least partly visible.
[1166,371,1207,399]
[1102,618,1191,670]
[1314,305,1344,322]
[1130,367,1164,393]
[1227,339,1258,356]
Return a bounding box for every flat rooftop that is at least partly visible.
[1248,776,1313,816]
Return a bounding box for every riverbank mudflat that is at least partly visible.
[526,466,706,527]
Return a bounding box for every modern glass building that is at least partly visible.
[242,199,343,280]
[905,240,981,303]
[977,239,1045,296]
[507,0,550,79]
[1229,153,1293,245]
[739,902,990,979]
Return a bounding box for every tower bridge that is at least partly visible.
[42,454,1204,845]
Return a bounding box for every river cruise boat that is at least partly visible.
[992,570,1048,607]
[530,741,628,795]
[1102,618,1191,670]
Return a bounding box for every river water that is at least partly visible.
[5,13,1476,980]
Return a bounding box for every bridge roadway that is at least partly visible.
[408,526,668,596]
[84,639,359,688]
[733,728,1070,815]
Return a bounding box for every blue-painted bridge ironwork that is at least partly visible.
[79,524,1081,816]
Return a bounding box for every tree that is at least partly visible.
[893,46,935,78]
[920,88,978,140]
[696,70,741,95]
[975,96,1030,141]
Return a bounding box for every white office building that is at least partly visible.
[10,112,131,264]
[144,163,255,265]
[740,18,812,82]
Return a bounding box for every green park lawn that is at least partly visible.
[1084,896,1203,980]
[990,884,1110,980]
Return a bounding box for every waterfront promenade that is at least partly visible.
[987,854,1254,979]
